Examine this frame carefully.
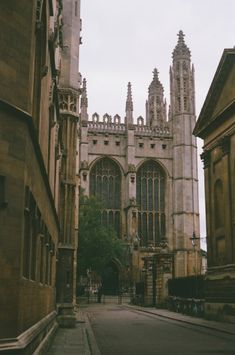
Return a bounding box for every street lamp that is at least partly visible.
[190,232,200,298]
[190,232,200,275]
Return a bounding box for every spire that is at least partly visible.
[146,68,166,126]
[153,68,159,81]
[125,82,133,125]
[172,30,191,59]
[81,78,88,108]
[170,31,195,116]
[81,78,88,120]
[148,68,163,94]
[126,82,133,112]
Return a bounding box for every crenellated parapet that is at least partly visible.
[87,116,126,133]
[134,123,171,137]
[86,113,171,137]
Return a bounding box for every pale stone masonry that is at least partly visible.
[79,31,201,303]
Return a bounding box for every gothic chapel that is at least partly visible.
[79,31,201,303]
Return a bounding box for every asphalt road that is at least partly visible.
[86,303,235,355]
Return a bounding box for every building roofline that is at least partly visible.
[194,48,235,138]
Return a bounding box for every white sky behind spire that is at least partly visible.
[80,0,235,249]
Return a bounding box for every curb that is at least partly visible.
[122,305,235,336]
[84,314,102,355]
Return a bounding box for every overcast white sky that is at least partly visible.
[79,0,235,249]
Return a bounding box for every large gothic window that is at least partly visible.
[90,158,121,238]
[137,160,166,246]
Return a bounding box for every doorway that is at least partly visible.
[102,260,119,295]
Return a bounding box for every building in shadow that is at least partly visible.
[0,0,81,352]
[194,48,235,321]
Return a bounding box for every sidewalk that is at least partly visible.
[46,310,100,355]
[123,304,235,335]
[46,304,235,354]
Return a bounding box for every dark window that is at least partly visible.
[184,96,188,111]
[90,158,121,237]
[0,175,6,207]
[30,195,37,281]
[39,232,44,283]
[22,187,41,282]
[23,188,31,278]
[183,78,188,93]
[177,77,180,92]
[178,97,181,111]
[137,161,166,246]
[45,232,50,285]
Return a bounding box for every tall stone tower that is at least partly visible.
[170,31,200,276]
[79,31,201,304]
[57,0,81,326]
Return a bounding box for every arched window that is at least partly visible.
[90,158,121,238]
[214,179,224,229]
[137,160,166,246]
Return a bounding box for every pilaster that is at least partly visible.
[57,0,81,327]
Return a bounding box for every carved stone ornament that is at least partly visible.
[129,197,136,206]
[128,164,136,173]
[130,174,135,183]
[158,238,169,251]
[200,150,211,169]
[35,0,43,31]
[81,160,89,170]
[59,89,78,113]
[82,171,88,181]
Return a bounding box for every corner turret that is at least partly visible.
[146,68,167,127]
[170,31,195,117]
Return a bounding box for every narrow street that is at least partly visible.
[84,301,235,355]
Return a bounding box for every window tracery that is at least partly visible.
[137,160,166,246]
[90,158,121,238]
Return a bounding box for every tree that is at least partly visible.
[77,195,124,278]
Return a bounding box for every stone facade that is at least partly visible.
[194,48,235,321]
[79,31,201,304]
[0,0,81,353]
[56,0,81,327]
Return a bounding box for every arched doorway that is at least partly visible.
[102,260,120,295]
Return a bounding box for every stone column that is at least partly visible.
[57,0,81,327]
